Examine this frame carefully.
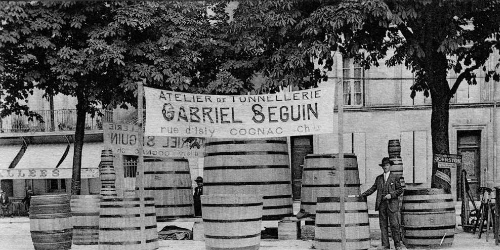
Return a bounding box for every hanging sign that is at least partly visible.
[0,168,99,179]
[434,154,462,169]
[144,86,335,138]
[104,122,205,158]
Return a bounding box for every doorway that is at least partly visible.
[291,136,313,200]
[457,130,481,201]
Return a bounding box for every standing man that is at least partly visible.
[193,176,203,217]
[361,157,403,250]
[0,190,11,218]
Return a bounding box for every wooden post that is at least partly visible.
[137,80,146,249]
[337,79,346,250]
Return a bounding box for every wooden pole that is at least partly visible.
[337,79,346,250]
[137,79,146,249]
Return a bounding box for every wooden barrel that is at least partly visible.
[99,195,159,250]
[300,154,360,217]
[388,139,401,157]
[142,157,194,221]
[402,188,455,248]
[71,195,99,245]
[389,156,403,178]
[30,194,72,250]
[202,194,262,250]
[204,138,293,220]
[314,196,370,250]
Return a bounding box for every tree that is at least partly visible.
[298,0,500,191]
[0,1,227,194]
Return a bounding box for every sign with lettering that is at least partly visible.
[144,86,335,138]
[434,154,462,169]
[104,122,205,158]
[0,168,99,179]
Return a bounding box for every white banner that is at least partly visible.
[0,168,99,179]
[144,86,335,138]
[104,122,205,158]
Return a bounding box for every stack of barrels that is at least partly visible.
[388,139,403,179]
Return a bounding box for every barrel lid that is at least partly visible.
[404,188,450,196]
[305,153,357,159]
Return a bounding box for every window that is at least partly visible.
[47,179,66,193]
[123,156,137,178]
[342,58,364,106]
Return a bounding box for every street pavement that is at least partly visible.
[1,216,499,250]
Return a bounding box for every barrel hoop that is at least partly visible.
[404,234,455,240]
[204,165,289,170]
[263,194,292,199]
[30,214,71,219]
[300,202,316,205]
[155,204,193,208]
[100,204,140,208]
[315,237,371,242]
[316,222,369,227]
[204,218,261,223]
[30,229,72,234]
[402,208,455,213]
[316,210,368,214]
[404,225,456,230]
[157,215,196,221]
[203,202,263,207]
[143,187,192,190]
[144,158,188,162]
[263,204,293,210]
[316,197,366,203]
[71,212,100,216]
[205,233,261,239]
[100,213,156,218]
[144,171,190,174]
[99,241,142,245]
[403,199,454,203]
[205,140,286,146]
[404,189,449,195]
[99,225,157,231]
[263,213,294,220]
[305,154,357,159]
[73,226,99,230]
[204,181,290,186]
[100,197,154,202]
[146,238,158,243]
[302,184,360,188]
[205,151,288,156]
[303,167,359,171]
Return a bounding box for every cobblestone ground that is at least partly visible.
[1,217,499,250]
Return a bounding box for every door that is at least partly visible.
[291,136,313,200]
[457,131,481,201]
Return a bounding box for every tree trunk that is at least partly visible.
[428,53,452,192]
[71,91,87,195]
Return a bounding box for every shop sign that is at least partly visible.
[144,86,335,138]
[104,122,205,158]
[434,154,462,169]
[0,168,99,179]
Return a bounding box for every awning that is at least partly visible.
[0,142,102,179]
[0,145,23,169]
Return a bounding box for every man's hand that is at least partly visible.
[384,194,391,200]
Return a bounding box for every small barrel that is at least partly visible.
[99,195,159,250]
[30,194,72,250]
[314,196,370,250]
[143,157,194,221]
[402,188,455,248]
[389,156,403,178]
[71,195,100,245]
[388,140,401,157]
[300,154,361,217]
[204,138,293,220]
[202,194,263,250]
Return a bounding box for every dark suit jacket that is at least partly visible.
[361,172,403,211]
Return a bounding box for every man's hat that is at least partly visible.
[195,176,203,182]
[379,157,394,166]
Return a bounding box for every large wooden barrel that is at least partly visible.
[389,156,403,178]
[143,157,194,221]
[204,138,293,220]
[99,195,159,250]
[30,194,72,250]
[388,139,401,158]
[402,188,455,248]
[71,195,100,245]
[202,194,263,250]
[314,196,371,250]
[300,154,360,217]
